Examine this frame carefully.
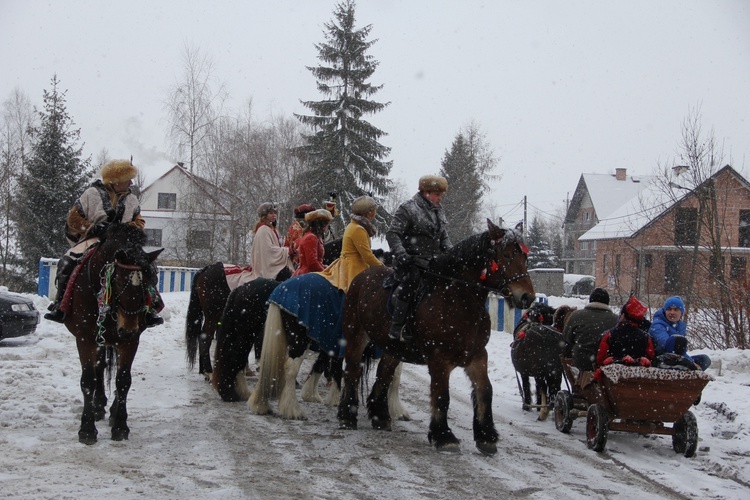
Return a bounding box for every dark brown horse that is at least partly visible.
[63,224,162,444]
[337,219,535,455]
[185,239,367,378]
[511,304,576,420]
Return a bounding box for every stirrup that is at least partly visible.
[44,308,65,323]
[145,313,164,328]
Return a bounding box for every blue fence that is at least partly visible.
[487,293,548,332]
[38,258,200,298]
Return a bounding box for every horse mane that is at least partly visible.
[98,224,153,279]
[430,231,490,277]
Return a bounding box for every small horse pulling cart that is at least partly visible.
[554,357,711,457]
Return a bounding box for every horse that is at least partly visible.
[62,224,162,444]
[510,303,576,421]
[247,272,410,421]
[337,219,535,455]
[185,238,349,378]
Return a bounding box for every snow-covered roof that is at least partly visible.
[582,172,653,220]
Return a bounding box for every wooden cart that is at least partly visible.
[554,357,711,457]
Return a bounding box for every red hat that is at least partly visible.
[293,204,316,219]
[621,296,648,322]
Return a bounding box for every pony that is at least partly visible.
[247,272,410,421]
[62,224,162,444]
[337,219,535,455]
[510,303,576,421]
[185,239,348,378]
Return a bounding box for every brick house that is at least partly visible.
[578,165,750,307]
[562,168,652,275]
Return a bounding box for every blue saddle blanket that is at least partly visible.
[268,273,345,357]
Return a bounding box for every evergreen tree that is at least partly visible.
[439,123,498,242]
[15,76,92,290]
[295,0,392,232]
[526,214,560,269]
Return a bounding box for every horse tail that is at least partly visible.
[185,266,206,370]
[248,302,287,413]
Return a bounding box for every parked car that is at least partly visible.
[0,289,40,341]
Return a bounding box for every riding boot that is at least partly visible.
[145,290,164,328]
[388,297,411,341]
[44,255,78,323]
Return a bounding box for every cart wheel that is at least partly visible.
[554,390,574,433]
[672,411,698,458]
[586,404,608,452]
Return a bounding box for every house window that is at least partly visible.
[187,229,210,249]
[731,256,746,281]
[674,207,698,245]
[158,193,177,210]
[602,254,608,274]
[581,241,589,251]
[644,254,653,268]
[584,211,590,221]
[740,210,750,247]
[709,254,725,275]
[664,254,682,293]
[615,255,621,276]
[144,228,162,246]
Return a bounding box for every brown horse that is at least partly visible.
[511,304,577,421]
[337,219,535,455]
[63,224,162,444]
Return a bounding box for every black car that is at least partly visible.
[0,289,40,341]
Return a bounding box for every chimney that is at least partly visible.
[615,168,627,181]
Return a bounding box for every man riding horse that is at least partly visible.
[386,175,452,341]
[45,159,163,327]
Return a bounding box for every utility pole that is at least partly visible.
[523,195,527,230]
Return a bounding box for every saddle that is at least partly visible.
[60,245,98,314]
[381,273,427,339]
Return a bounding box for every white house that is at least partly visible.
[139,164,246,266]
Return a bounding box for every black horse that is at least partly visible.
[510,303,575,420]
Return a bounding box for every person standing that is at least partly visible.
[563,288,619,371]
[649,296,711,371]
[248,202,293,281]
[292,209,332,276]
[318,195,383,292]
[386,175,452,341]
[45,159,163,327]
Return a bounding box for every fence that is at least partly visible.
[38,258,200,298]
[39,258,543,332]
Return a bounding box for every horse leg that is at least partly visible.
[75,337,99,445]
[427,360,460,453]
[109,343,138,441]
[367,355,400,431]
[537,378,549,421]
[388,362,411,421]
[324,357,343,406]
[198,325,214,378]
[465,351,499,456]
[278,355,307,420]
[301,352,326,403]
[521,375,532,411]
[338,337,370,430]
[93,348,108,421]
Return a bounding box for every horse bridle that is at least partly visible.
[483,236,530,296]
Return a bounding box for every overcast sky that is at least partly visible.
[2,0,749,224]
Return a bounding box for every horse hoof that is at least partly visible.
[111,429,129,441]
[371,418,391,431]
[522,404,531,411]
[338,420,357,430]
[78,431,97,445]
[436,442,461,454]
[476,441,498,456]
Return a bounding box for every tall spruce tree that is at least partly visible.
[15,76,91,290]
[295,0,392,232]
[439,133,483,242]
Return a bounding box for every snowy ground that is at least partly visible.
[1,291,749,499]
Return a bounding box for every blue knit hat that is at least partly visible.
[663,296,685,314]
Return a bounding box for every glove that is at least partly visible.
[413,257,431,270]
[90,223,109,237]
[396,253,413,267]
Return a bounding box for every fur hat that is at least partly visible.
[589,287,610,305]
[305,208,333,224]
[257,202,277,218]
[293,204,316,219]
[351,195,378,216]
[663,296,685,315]
[621,295,648,322]
[101,160,137,184]
[418,175,448,193]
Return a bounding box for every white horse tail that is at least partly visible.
[248,303,287,414]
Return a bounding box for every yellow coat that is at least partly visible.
[318,219,383,292]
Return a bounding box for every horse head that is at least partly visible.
[484,219,535,309]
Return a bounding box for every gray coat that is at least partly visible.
[563,302,619,371]
[386,193,452,260]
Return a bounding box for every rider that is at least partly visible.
[45,159,164,327]
[322,193,339,244]
[386,175,452,341]
[284,203,316,269]
[292,209,332,276]
[247,202,294,281]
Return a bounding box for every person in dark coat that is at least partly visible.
[649,296,711,371]
[596,295,655,368]
[386,175,452,341]
[563,288,619,371]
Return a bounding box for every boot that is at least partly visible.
[44,255,77,323]
[388,297,411,341]
[144,288,164,328]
